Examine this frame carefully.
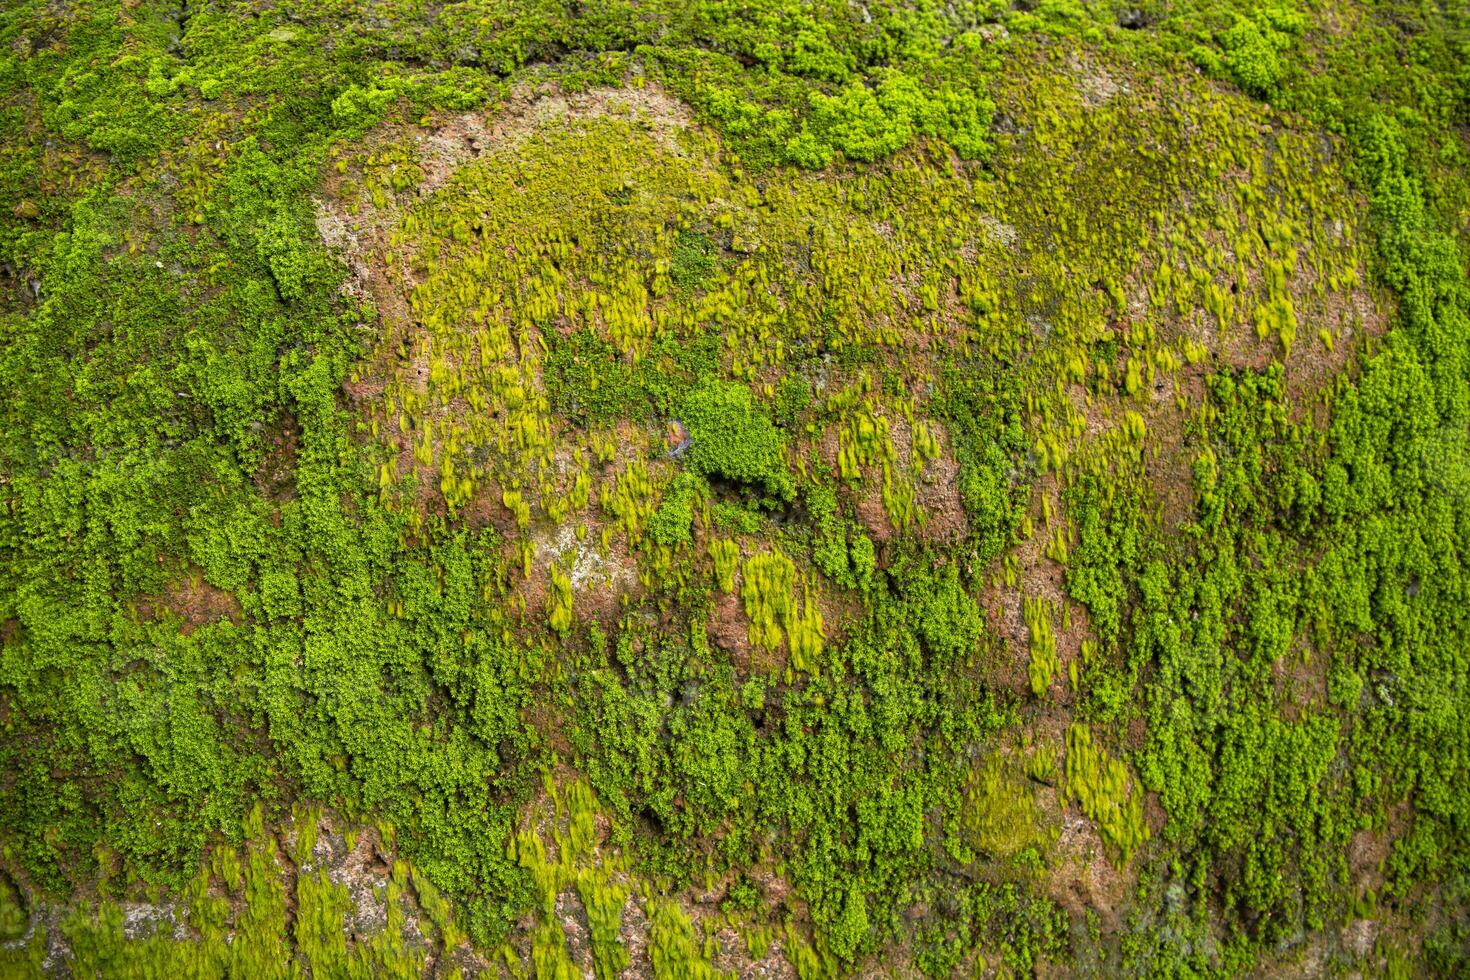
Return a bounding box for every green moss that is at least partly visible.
[961,756,1056,861]
[649,473,704,548]
[670,230,717,291]
[682,381,795,502]
[3,0,1470,975]
[1065,724,1149,866]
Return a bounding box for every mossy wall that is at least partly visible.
[1,0,1469,975]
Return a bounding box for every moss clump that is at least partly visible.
[669,230,717,290]
[961,756,1056,861]
[648,473,704,548]
[1024,596,1061,697]
[682,381,794,502]
[1065,724,1149,866]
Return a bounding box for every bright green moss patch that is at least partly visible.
[1064,724,1149,866]
[683,381,795,502]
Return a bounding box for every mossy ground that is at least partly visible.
[2,1,1469,976]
